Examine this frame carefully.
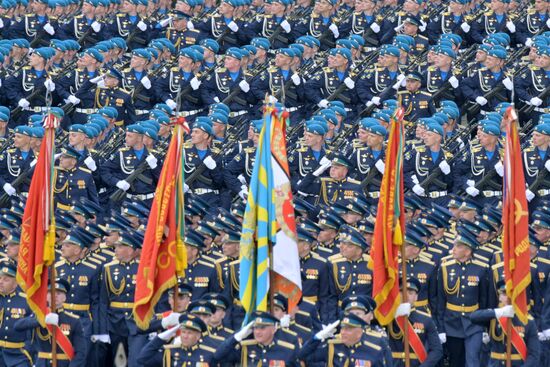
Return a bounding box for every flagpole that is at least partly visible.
[400,243,410,367]
[506,319,512,367]
[50,266,57,367]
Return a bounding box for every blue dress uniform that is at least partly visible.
[349,144,385,202]
[339,12,383,48]
[104,13,151,50]
[462,66,513,117]
[221,259,246,330]
[514,64,550,122]
[422,65,463,104]
[436,232,491,367]
[163,26,204,52]
[470,10,515,44]
[398,89,436,123]
[57,15,106,48]
[120,65,157,120]
[242,14,298,49]
[402,247,438,314]
[0,263,33,367]
[196,12,244,53]
[523,134,550,210]
[289,141,331,191]
[183,231,222,301]
[516,8,549,45]
[57,66,101,125]
[9,13,56,46]
[425,11,469,42]
[356,53,403,104]
[223,146,256,197]
[293,12,339,51]
[0,147,35,195]
[53,151,99,211]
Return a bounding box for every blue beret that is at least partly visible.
[349,34,365,46]
[251,37,271,50]
[538,46,550,57]
[277,48,295,57]
[225,47,242,60]
[373,111,391,123]
[487,46,507,59]
[30,127,44,138]
[369,124,387,137]
[381,45,400,57]
[481,124,500,136]
[0,112,7,122]
[360,117,378,130]
[425,123,444,137]
[83,48,104,62]
[289,43,303,57]
[33,47,55,60]
[98,106,118,119]
[69,124,87,134]
[210,112,228,124]
[296,36,315,48]
[200,38,219,53]
[329,47,351,62]
[336,39,353,49]
[330,105,346,117]
[438,46,456,59]
[305,122,327,135]
[132,48,151,61]
[442,106,459,120]
[126,124,145,134]
[535,123,550,136]
[179,47,199,61]
[395,41,411,53]
[194,117,213,135]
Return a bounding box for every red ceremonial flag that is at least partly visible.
[133,119,188,329]
[502,107,531,324]
[369,108,406,326]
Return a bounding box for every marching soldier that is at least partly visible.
[196,0,245,53]
[105,0,152,50]
[525,123,550,210]
[161,11,204,51]
[0,125,35,199]
[398,71,436,123]
[9,0,58,46]
[57,0,106,48]
[242,0,297,49]
[293,0,342,51]
[470,0,517,44]
[183,230,221,300]
[515,46,550,123]
[516,0,550,46]
[339,0,383,49]
[422,46,463,105]
[120,49,156,121]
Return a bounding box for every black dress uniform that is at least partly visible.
[0,148,35,194]
[104,13,151,50]
[53,166,99,210]
[514,65,550,122]
[0,287,32,366]
[398,89,436,123]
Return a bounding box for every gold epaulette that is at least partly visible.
[472,259,489,268]
[171,66,179,71]
[182,141,193,149]
[416,309,431,317]
[198,259,215,268]
[311,252,327,262]
[199,344,216,353]
[241,340,258,346]
[328,338,343,344]
[363,340,381,350]
[420,91,432,96]
[63,311,79,319]
[78,166,92,174]
[329,254,345,262]
[440,257,456,266]
[277,340,295,350]
[82,260,97,269]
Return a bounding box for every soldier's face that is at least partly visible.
[534,226,550,242]
[449,1,463,13]
[272,306,285,320]
[484,55,501,70]
[535,55,550,69]
[297,240,311,257]
[330,164,348,180]
[479,132,498,148]
[47,290,67,310]
[423,131,441,147]
[303,132,322,147]
[180,328,201,347]
[475,51,487,63]
[366,133,383,148]
[490,0,506,12]
[125,131,142,147]
[224,56,241,70]
[534,0,546,11]
[405,289,418,303]
[405,79,420,92]
[219,2,233,14]
[317,228,336,242]
[61,242,83,260]
[340,242,362,260]
[314,1,331,13]
[403,0,420,12]
[253,325,276,345]
[69,131,85,146]
[402,22,418,36]
[191,128,209,144]
[5,244,19,260]
[451,243,472,262]
[341,326,363,346]
[532,132,550,147]
[222,241,239,257]
[459,209,476,222]
[114,243,136,262]
[210,308,226,325]
[13,133,30,149]
[59,156,77,170]
[0,275,17,295]
[405,244,420,259]
[269,2,285,14]
[170,294,190,312]
[130,55,147,69]
[275,54,291,68]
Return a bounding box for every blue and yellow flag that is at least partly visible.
[239,108,277,324]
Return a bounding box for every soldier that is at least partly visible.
[0,125,35,199]
[470,0,517,44]
[516,0,550,46]
[9,0,58,46]
[515,46,550,123]
[196,0,244,53]
[104,0,151,50]
[242,0,297,48]
[398,71,436,123]
[183,230,221,300]
[339,0,383,49]
[426,0,470,41]
[399,15,430,57]
[161,11,204,51]
[202,293,234,337]
[57,0,106,48]
[422,46,462,105]
[293,0,341,51]
[120,49,156,121]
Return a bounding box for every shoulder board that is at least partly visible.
[208,334,225,341]
[397,90,407,95]
[216,67,227,73]
[198,259,215,268]
[428,66,436,72]
[55,260,65,267]
[281,328,297,336]
[415,146,426,152]
[472,259,489,268]
[444,151,453,159]
[296,147,307,152]
[330,255,346,263]
[328,338,343,345]
[361,253,371,261]
[120,147,130,151]
[82,260,97,269]
[18,292,26,298]
[229,259,240,266]
[416,309,431,317]
[398,11,406,16]
[182,141,193,149]
[363,340,381,350]
[64,311,79,319]
[524,146,535,152]
[199,344,216,353]
[117,13,125,17]
[211,146,221,154]
[539,257,550,265]
[311,252,327,262]
[276,340,295,350]
[420,91,432,96]
[244,147,255,153]
[441,258,456,266]
[7,148,16,153]
[214,257,227,265]
[485,10,493,15]
[527,7,536,14]
[418,256,435,265]
[224,327,234,333]
[417,35,429,40]
[123,67,131,73]
[105,259,120,268]
[323,67,332,72]
[347,178,361,184]
[23,66,31,70]
[189,28,200,33]
[78,167,92,174]
[241,340,258,346]
[294,323,311,333]
[87,256,102,265]
[366,329,384,337]
[171,66,179,71]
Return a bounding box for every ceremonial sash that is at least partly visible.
[497,317,528,361]
[396,316,428,363]
[46,325,75,359]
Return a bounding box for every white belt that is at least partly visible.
[75,108,98,114]
[285,106,302,112]
[538,189,550,196]
[99,188,107,194]
[23,106,49,112]
[193,188,219,195]
[534,107,550,113]
[479,110,488,116]
[428,190,447,198]
[368,191,380,199]
[229,110,247,118]
[482,190,502,198]
[176,109,204,117]
[126,192,155,200]
[344,107,353,112]
[135,109,150,115]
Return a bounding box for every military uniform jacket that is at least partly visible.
[294,13,340,50]
[470,11,514,44]
[297,174,362,206]
[121,68,156,111]
[398,90,436,122]
[251,67,305,109]
[289,147,330,189]
[422,66,463,103]
[155,67,204,111]
[201,67,254,112]
[523,146,550,189]
[0,290,32,366]
[356,66,403,103]
[182,144,224,191]
[426,11,468,41]
[462,67,512,112]
[104,13,151,50]
[340,12,383,48]
[9,14,56,45]
[305,67,359,111]
[404,145,453,193]
[349,146,384,194]
[196,15,245,53]
[184,256,221,301]
[0,148,35,192]
[138,336,217,367]
[54,166,99,209]
[5,66,59,107]
[298,335,385,367]
[516,9,550,44]
[215,336,300,367]
[221,259,246,331]
[404,256,438,314]
[57,67,99,105]
[514,66,550,106]
[223,147,256,195]
[57,15,106,48]
[300,253,335,325]
[436,257,490,338]
[164,27,204,51]
[243,14,298,49]
[454,145,503,192]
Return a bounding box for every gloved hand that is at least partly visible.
[280,19,291,33]
[375,159,385,173]
[319,156,331,166]
[84,156,97,171]
[161,312,181,329]
[190,76,201,90]
[439,161,451,175]
[543,328,550,339]
[460,22,470,33]
[314,320,340,341]
[237,174,247,185]
[448,76,459,89]
[267,95,278,104]
[318,99,329,108]
[438,333,447,344]
[235,322,254,342]
[44,79,55,92]
[91,334,111,343]
[395,303,411,317]
[494,161,504,177]
[90,75,103,84]
[525,38,533,47]
[394,23,404,33]
[187,20,195,30]
[203,155,217,170]
[506,20,515,33]
[18,98,30,108]
[370,96,381,106]
[30,159,37,167]
[466,186,479,197]
[137,20,148,31]
[530,97,543,106]
[91,20,102,32]
[183,183,190,193]
[502,77,513,91]
[0,18,4,28]
[289,74,301,87]
[158,325,179,341]
[370,22,380,33]
[68,95,80,105]
[3,183,16,196]
[239,185,248,200]
[329,23,339,38]
[412,184,425,196]
[146,154,158,169]
[526,189,535,202]
[116,180,130,191]
[344,77,355,89]
[419,19,427,32]
[466,179,475,187]
[159,17,172,27]
[239,80,250,92]
[482,332,490,344]
[494,305,514,318]
[393,74,406,90]
[45,313,59,326]
[538,332,547,341]
[313,159,331,177]
[141,76,152,89]
[546,160,550,172]
[43,23,55,35]
[280,314,291,328]
[476,96,488,106]
[227,21,239,32]
[166,99,177,110]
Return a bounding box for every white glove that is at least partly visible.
[547,19,550,28]
[166,99,177,110]
[466,179,475,187]
[239,80,250,93]
[506,21,516,33]
[439,333,447,344]
[235,321,254,342]
[494,161,504,177]
[227,20,239,32]
[0,18,4,28]
[439,161,451,175]
[319,156,331,166]
[482,332,490,344]
[494,305,514,318]
[91,334,111,343]
[30,159,37,167]
[545,160,550,172]
[268,95,278,104]
[370,22,380,33]
[141,76,152,89]
[161,312,181,329]
[313,160,331,177]
[137,20,147,31]
[44,79,55,92]
[213,96,220,103]
[187,20,195,30]
[448,76,459,89]
[318,99,329,108]
[68,95,80,105]
[538,332,547,341]
[502,77,513,91]
[84,156,97,171]
[190,76,201,90]
[412,184,425,196]
[2,183,16,196]
[460,22,470,33]
[344,77,355,89]
[419,20,427,32]
[530,97,543,106]
[280,314,291,328]
[158,325,179,341]
[238,185,248,200]
[43,23,55,35]
[375,159,385,173]
[395,303,411,317]
[237,174,247,185]
[91,20,101,32]
[183,183,190,193]
[116,180,130,191]
[18,98,30,108]
[329,23,339,38]
[394,23,404,33]
[475,96,488,106]
[203,155,217,170]
[146,154,158,169]
[393,74,406,90]
[466,186,479,197]
[291,73,301,86]
[525,38,533,47]
[543,329,550,339]
[314,320,340,341]
[90,75,103,84]
[159,17,172,27]
[280,19,291,33]
[45,313,59,326]
[370,96,381,106]
[526,189,535,202]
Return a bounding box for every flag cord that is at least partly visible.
[400,244,410,367]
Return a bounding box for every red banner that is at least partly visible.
[395,316,428,362]
[497,317,528,360]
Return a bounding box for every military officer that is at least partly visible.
[104,0,151,50]
[0,125,35,198]
[196,0,245,52]
[515,46,550,123]
[470,0,517,44]
[400,14,430,57]
[398,71,436,123]
[161,10,204,51]
[315,209,345,260]
[183,230,221,301]
[202,293,234,337]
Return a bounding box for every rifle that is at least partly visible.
[528,169,549,193]
[0,165,34,207]
[519,84,550,115]
[360,165,382,191]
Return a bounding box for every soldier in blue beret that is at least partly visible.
[8,0,58,47]
[195,0,243,52]
[57,0,106,48]
[524,123,550,210]
[0,125,35,198]
[515,46,550,124]
[242,0,298,49]
[470,0,516,44]
[103,0,152,50]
